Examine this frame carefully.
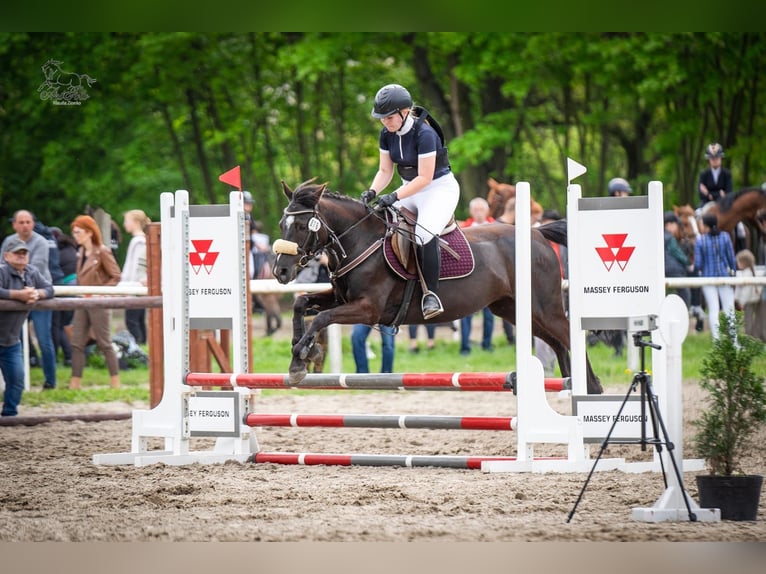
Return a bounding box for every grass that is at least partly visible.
[17,319,765,409]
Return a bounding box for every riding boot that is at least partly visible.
[418,238,444,320]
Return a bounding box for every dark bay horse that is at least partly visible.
[272,179,603,394]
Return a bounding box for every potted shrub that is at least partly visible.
[693,311,766,520]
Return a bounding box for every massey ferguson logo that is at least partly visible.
[189,239,219,275]
[595,233,635,272]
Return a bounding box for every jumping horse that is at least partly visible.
[272,179,603,394]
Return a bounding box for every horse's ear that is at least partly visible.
[488,177,498,190]
[281,180,293,200]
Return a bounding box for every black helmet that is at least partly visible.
[704,142,724,158]
[607,177,632,196]
[371,84,412,119]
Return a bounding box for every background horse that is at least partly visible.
[272,179,603,394]
[487,177,516,220]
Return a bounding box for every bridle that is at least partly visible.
[274,202,387,278]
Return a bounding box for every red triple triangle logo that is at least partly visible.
[189,239,220,275]
[595,233,635,271]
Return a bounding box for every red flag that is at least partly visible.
[218,165,241,190]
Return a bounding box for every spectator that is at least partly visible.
[459,197,496,355]
[662,211,692,309]
[68,215,122,390]
[250,220,271,280]
[407,324,435,353]
[0,238,54,415]
[495,196,516,344]
[694,213,736,340]
[351,323,396,373]
[50,227,78,366]
[1,210,58,389]
[120,209,151,345]
[697,143,732,210]
[734,249,763,341]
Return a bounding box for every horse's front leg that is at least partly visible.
[289,290,338,384]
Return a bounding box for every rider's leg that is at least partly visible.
[419,237,444,320]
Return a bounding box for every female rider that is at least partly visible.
[361,84,460,320]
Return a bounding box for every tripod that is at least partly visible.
[567,330,697,522]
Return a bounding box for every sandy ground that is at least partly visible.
[0,379,764,542]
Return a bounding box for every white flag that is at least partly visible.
[567,157,587,183]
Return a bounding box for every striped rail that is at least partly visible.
[250,452,566,469]
[245,413,517,431]
[185,372,570,393]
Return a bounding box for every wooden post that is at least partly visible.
[147,222,164,408]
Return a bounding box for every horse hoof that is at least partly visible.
[288,366,308,385]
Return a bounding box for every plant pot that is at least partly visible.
[696,474,763,521]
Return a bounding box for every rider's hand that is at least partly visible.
[360,189,377,204]
[376,192,398,208]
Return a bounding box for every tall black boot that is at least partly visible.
[418,237,444,320]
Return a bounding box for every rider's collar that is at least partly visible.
[396,114,414,136]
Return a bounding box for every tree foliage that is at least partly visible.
[2,32,764,246]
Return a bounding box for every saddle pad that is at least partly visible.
[384,226,474,280]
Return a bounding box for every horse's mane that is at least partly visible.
[718,186,765,213]
[292,180,362,207]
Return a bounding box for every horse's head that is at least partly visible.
[41,59,62,80]
[487,177,516,220]
[673,204,699,241]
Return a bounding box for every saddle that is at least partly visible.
[383,208,475,280]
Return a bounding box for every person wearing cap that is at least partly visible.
[698,142,733,209]
[663,211,692,308]
[361,83,460,320]
[607,177,632,197]
[1,210,58,390]
[0,238,54,416]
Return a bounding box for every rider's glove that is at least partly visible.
[361,189,377,204]
[376,192,398,208]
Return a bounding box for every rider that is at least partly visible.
[698,142,733,210]
[361,83,460,320]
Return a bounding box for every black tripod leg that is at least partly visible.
[645,381,698,522]
[566,380,637,523]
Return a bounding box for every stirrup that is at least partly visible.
[421,291,444,320]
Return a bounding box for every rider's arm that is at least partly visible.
[395,154,436,200]
[368,150,395,195]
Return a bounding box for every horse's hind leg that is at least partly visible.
[531,310,603,395]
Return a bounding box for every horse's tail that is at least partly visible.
[538,219,567,246]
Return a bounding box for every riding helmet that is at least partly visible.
[371,84,413,119]
[607,177,632,196]
[704,143,725,158]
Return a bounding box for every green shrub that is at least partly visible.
[693,312,766,476]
